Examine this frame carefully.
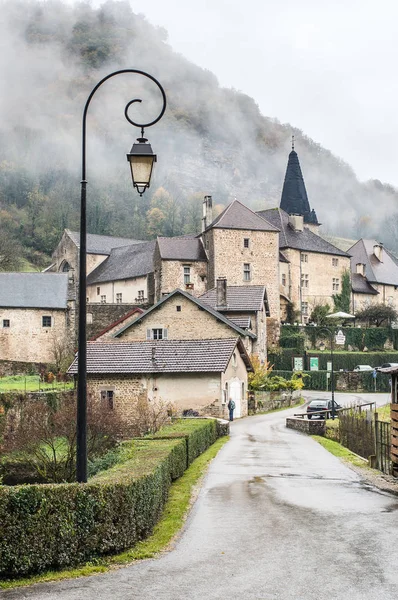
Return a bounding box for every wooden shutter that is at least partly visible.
[146,329,151,340]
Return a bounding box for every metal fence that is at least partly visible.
[375,414,392,475]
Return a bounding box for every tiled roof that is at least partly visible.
[229,316,251,329]
[199,285,266,312]
[0,273,69,309]
[348,239,398,286]
[280,149,319,225]
[157,236,207,261]
[87,241,155,285]
[68,338,252,374]
[351,273,378,295]
[206,200,279,232]
[257,208,349,257]
[67,230,144,255]
[113,289,256,339]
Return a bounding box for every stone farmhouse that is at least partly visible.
[0,273,75,364]
[68,338,252,421]
[349,239,398,312]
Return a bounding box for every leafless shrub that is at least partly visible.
[130,397,174,437]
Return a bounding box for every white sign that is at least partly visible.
[335,329,346,345]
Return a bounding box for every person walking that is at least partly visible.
[228,398,236,421]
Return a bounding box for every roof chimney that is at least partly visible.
[288,214,304,232]
[202,195,213,232]
[356,263,366,276]
[216,277,227,310]
[373,243,383,262]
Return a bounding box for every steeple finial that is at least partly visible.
[292,135,295,151]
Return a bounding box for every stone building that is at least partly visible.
[68,338,252,421]
[199,278,268,363]
[349,239,398,312]
[153,236,208,302]
[0,273,75,363]
[257,145,351,323]
[202,199,280,344]
[111,288,257,358]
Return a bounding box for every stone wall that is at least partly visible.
[0,308,71,363]
[283,247,351,321]
[154,257,208,302]
[204,228,280,323]
[249,389,302,414]
[286,417,325,435]
[86,303,150,339]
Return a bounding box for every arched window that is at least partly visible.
[60,261,70,273]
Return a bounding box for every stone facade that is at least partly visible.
[87,304,146,340]
[86,346,248,423]
[153,244,208,302]
[116,294,254,356]
[51,230,107,278]
[86,275,151,305]
[352,283,398,313]
[282,248,351,322]
[0,307,73,363]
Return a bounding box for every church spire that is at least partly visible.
[280,140,319,225]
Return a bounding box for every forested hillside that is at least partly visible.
[1,0,398,270]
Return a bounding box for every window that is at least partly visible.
[137,290,145,301]
[147,328,168,340]
[244,238,250,248]
[332,258,339,267]
[101,390,114,410]
[100,295,106,304]
[116,293,122,304]
[243,263,251,281]
[281,274,286,286]
[183,266,191,285]
[300,273,309,288]
[176,305,182,312]
[301,302,309,316]
[2,319,10,328]
[96,287,100,295]
[301,254,308,263]
[333,278,340,291]
[42,316,52,327]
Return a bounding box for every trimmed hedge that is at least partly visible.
[280,325,395,351]
[151,418,218,466]
[272,369,391,392]
[269,349,398,372]
[0,418,221,577]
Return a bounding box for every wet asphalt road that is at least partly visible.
[4,403,398,600]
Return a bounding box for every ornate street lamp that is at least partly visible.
[77,69,166,483]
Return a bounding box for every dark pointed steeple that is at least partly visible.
[280,138,319,225]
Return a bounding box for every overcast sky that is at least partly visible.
[66,0,398,186]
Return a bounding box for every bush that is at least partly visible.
[279,333,305,351]
[269,350,398,371]
[0,418,223,577]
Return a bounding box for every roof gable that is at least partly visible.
[87,241,155,285]
[206,200,279,233]
[112,288,255,339]
[0,273,69,309]
[199,285,267,313]
[157,236,207,261]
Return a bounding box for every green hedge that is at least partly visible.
[0,419,221,577]
[272,369,391,392]
[269,349,398,372]
[151,418,218,466]
[280,325,395,351]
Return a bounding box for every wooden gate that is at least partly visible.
[374,413,392,475]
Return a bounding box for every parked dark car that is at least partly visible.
[307,399,341,419]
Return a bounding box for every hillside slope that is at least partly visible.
[0,0,397,269]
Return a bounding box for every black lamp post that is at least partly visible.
[318,327,336,420]
[77,69,166,483]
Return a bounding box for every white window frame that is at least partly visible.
[300,273,309,288]
[100,295,106,304]
[243,263,251,281]
[183,265,191,285]
[147,328,168,340]
[116,293,122,304]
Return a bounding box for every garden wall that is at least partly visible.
[249,390,302,414]
[286,417,325,435]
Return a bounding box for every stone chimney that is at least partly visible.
[216,277,227,310]
[288,214,304,232]
[356,263,366,276]
[373,243,383,262]
[202,195,213,232]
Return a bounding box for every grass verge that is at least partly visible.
[312,435,367,468]
[0,435,229,590]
